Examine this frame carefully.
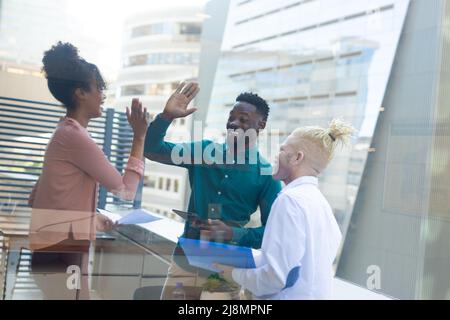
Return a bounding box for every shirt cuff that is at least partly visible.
[232,268,245,286]
[231,227,247,244]
[126,156,145,176]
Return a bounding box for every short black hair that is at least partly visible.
[42,41,106,109]
[236,92,269,121]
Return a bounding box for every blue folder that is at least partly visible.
[178,237,256,273]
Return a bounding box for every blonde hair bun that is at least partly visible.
[288,119,356,173]
[327,119,356,147]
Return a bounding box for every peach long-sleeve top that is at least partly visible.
[28,117,144,249]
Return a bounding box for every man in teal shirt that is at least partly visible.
[144,82,282,298]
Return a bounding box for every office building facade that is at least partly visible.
[203,0,450,299]
[0,0,110,77]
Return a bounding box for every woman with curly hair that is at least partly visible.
[28,42,149,299]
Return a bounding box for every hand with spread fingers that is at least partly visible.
[161,82,200,122]
[126,98,150,139]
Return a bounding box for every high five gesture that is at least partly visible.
[161,82,200,122]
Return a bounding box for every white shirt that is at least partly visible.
[232,176,342,300]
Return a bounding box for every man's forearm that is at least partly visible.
[144,113,172,154]
[231,225,265,249]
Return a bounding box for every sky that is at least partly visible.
[65,0,209,80]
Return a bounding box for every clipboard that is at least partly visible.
[178,237,256,273]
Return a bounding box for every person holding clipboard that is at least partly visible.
[215,120,354,299]
[144,85,281,299]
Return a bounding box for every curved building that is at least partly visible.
[116,5,204,220]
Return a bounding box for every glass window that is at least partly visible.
[191,53,200,65]
[6,0,450,301]
[147,84,158,95]
[131,25,152,38]
[125,52,198,66]
[174,53,183,64]
[151,22,164,35]
[178,22,202,35]
[147,53,160,65]
[148,179,156,189]
[144,176,157,189]
[127,54,148,67]
[159,53,172,65]
[121,84,145,96]
[131,23,167,38]
[174,180,179,193]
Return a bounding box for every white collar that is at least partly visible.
[280,176,318,194]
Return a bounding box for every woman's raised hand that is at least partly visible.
[126,98,150,139]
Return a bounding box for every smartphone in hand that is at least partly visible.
[172,209,242,229]
[172,209,207,226]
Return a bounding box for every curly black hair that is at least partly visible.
[236,92,269,121]
[42,42,106,109]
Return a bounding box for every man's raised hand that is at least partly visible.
[161,82,200,121]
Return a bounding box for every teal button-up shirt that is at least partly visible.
[144,114,282,249]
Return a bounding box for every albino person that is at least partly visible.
[216,119,355,300]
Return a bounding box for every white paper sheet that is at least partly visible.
[117,209,162,225]
[97,208,161,225]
